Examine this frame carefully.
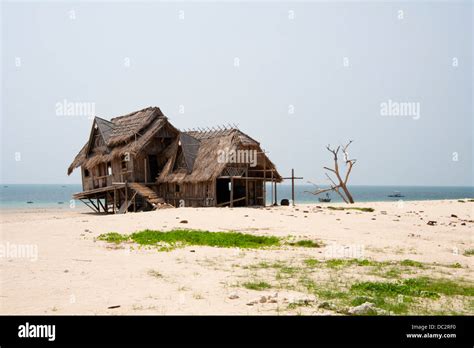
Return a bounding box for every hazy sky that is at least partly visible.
[1,0,472,186]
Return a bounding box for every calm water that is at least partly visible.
[0,184,473,209]
[270,185,474,204]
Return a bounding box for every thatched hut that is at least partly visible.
[68,106,281,213]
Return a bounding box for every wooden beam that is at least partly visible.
[81,199,98,213]
[87,198,99,212]
[216,196,246,207]
[104,192,108,209]
[230,177,234,208]
[245,168,248,206]
[113,187,117,214]
[97,196,106,212]
[270,170,273,206]
[274,180,278,205]
[282,169,303,206]
[218,176,269,180]
[292,168,295,206]
[125,182,128,214]
[263,154,266,206]
[144,157,147,184]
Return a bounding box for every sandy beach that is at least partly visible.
[1,199,472,315]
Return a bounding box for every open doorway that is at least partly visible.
[148,155,159,182]
[216,178,230,205]
[216,178,247,207]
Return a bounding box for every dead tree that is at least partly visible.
[310,140,356,204]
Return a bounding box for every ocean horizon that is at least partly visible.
[0,184,473,209]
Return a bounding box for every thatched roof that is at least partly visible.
[68,106,282,184]
[67,106,175,175]
[157,128,282,184]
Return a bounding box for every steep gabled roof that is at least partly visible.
[179,133,201,173]
[107,107,163,146]
[95,117,115,144]
[67,106,174,175]
[157,128,281,184]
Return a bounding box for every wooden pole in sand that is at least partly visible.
[274,180,278,205]
[282,169,303,206]
[291,168,295,206]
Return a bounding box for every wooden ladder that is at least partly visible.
[128,183,163,208]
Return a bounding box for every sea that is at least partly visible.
[0,184,473,209]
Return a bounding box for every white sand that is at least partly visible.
[0,200,472,314]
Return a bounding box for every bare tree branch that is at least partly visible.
[308,141,357,204]
[323,167,337,174]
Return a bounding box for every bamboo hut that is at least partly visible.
[68,106,282,213]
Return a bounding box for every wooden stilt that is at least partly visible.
[83,199,98,213]
[270,170,273,206]
[133,190,136,212]
[113,187,117,214]
[230,177,234,208]
[97,196,106,212]
[263,155,266,206]
[274,180,278,205]
[125,182,128,214]
[144,158,147,184]
[245,168,249,206]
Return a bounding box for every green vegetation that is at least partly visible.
[349,295,409,315]
[352,277,474,299]
[299,277,348,301]
[301,258,427,271]
[131,229,280,248]
[327,206,375,212]
[147,270,163,278]
[351,279,438,299]
[380,267,403,279]
[463,249,474,256]
[287,301,313,310]
[97,232,129,244]
[304,259,321,267]
[98,229,323,251]
[288,240,322,248]
[325,258,387,268]
[98,229,280,249]
[243,257,473,315]
[399,259,425,268]
[242,281,272,291]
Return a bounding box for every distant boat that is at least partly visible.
[388,191,404,198]
[26,201,34,204]
[319,193,331,202]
